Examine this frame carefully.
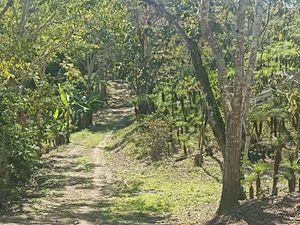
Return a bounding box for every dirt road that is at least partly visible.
[0,82,135,225]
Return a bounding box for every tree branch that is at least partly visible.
[199,0,231,118]
[142,0,226,156]
[234,0,248,82]
[142,0,192,49]
[17,0,30,39]
[243,0,264,115]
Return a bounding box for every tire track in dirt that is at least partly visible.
[0,81,134,225]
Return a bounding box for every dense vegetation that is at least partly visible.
[0,0,300,220]
[0,0,130,194]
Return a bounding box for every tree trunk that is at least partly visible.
[218,0,249,212]
[288,169,296,192]
[219,91,244,211]
[296,110,300,159]
[256,175,261,198]
[272,144,282,196]
[249,184,254,199]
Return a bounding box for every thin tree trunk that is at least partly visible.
[256,175,261,197]
[296,110,300,159]
[143,0,226,156]
[288,168,296,192]
[17,0,30,39]
[249,184,254,199]
[272,144,283,196]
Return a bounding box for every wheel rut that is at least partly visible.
[0,81,134,225]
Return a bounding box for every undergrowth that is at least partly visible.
[103,123,222,223]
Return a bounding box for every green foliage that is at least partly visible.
[0,0,131,197]
[128,117,173,160]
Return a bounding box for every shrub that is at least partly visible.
[131,117,173,160]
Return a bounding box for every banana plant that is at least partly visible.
[54,84,71,144]
[70,91,105,129]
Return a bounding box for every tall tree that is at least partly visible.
[143,0,265,212]
[142,0,226,155]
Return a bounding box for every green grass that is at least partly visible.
[71,129,103,150]
[105,123,136,151]
[71,129,91,142]
[102,123,222,223]
[75,155,92,172]
[101,156,221,223]
[84,133,103,149]
[112,163,220,212]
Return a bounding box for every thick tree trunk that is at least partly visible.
[219,87,244,211]
[219,0,264,212]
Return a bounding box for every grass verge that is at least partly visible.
[102,124,222,224]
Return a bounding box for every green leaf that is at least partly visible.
[58,84,70,108]
[53,109,59,120]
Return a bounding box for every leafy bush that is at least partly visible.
[128,117,173,160]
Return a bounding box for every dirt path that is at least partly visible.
[0,81,135,225]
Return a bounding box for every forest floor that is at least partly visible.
[1,81,300,225]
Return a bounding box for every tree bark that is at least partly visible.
[218,0,249,213]
[272,144,282,196]
[296,110,300,159]
[218,0,265,212]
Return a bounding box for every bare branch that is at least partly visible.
[143,0,192,49]
[243,0,264,113]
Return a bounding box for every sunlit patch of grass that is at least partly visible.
[84,133,103,149]
[75,156,92,172]
[71,129,103,150]
[103,122,222,223]
[75,156,90,166]
[99,160,221,222]
[71,129,91,143]
[105,123,136,151]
